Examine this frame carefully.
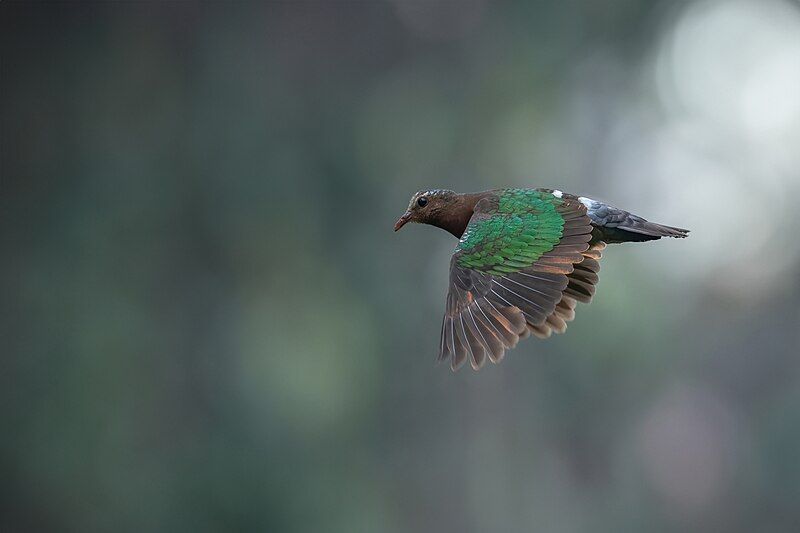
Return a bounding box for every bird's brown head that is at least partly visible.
[394,189,476,237]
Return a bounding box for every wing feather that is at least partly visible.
[526,243,606,339]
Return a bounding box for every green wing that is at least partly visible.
[440,189,600,370]
[456,189,569,275]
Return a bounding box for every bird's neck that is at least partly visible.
[435,192,488,238]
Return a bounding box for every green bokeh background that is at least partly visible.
[3,1,800,532]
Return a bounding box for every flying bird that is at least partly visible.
[394,188,689,370]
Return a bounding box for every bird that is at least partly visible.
[394,188,689,371]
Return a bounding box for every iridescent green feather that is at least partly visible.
[455,189,565,276]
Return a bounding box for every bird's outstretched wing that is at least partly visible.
[440,190,598,370]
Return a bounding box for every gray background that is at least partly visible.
[3,1,800,531]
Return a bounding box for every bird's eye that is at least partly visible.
[417,197,428,207]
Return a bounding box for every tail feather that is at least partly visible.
[618,220,690,239]
[585,201,689,243]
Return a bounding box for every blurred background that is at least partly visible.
[3,1,800,531]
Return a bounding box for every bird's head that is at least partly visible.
[394,189,459,232]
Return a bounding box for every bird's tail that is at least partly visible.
[619,220,690,239]
[593,215,690,244]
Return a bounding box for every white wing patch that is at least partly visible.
[552,189,563,198]
[578,196,595,209]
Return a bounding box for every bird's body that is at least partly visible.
[394,187,689,370]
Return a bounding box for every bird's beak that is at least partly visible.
[394,212,412,232]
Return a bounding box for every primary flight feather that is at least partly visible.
[394,188,689,371]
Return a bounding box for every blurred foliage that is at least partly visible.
[2,1,800,532]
